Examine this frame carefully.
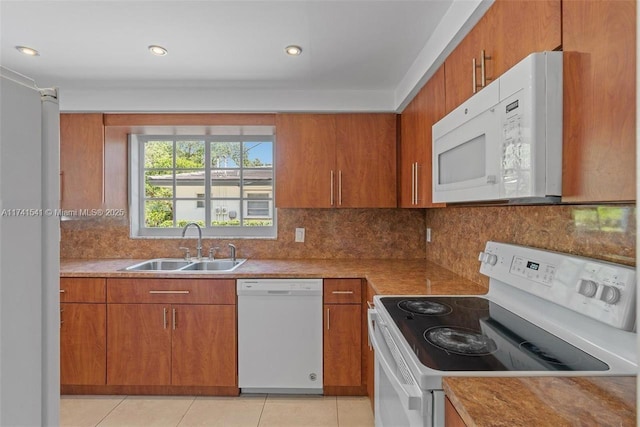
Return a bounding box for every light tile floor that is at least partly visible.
[60,395,374,427]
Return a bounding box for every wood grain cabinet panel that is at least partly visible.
[60,113,104,210]
[107,278,235,304]
[60,277,106,303]
[275,113,396,208]
[60,303,106,385]
[323,278,362,304]
[445,396,467,427]
[399,66,446,208]
[444,0,560,114]
[323,303,361,387]
[562,0,636,202]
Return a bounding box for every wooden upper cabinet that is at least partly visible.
[444,0,561,114]
[275,113,396,208]
[336,114,396,208]
[276,114,337,208]
[399,66,446,208]
[60,113,104,210]
[562,0,636,202]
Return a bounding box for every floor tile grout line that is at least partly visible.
[93,394,128,427]
[174,395,197,427]
[256,394,268,427]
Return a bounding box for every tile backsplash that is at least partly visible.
[61,203,636,290]
[60,208,427,260]
[425,204,636,288]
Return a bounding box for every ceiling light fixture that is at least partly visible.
[15,46,39,56]
[148,45,168,56]
[285,45,302,56]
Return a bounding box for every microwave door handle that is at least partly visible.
[368,310,423,412]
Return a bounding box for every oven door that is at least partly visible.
[368,309,445,427]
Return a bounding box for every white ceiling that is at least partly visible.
[0,0,490,112]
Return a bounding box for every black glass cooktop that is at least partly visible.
[380,296,609,372]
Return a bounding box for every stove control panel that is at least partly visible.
[479,241,636,331]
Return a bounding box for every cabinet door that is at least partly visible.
[107,304,171,385]
[275,114,337,208]
[399,66,446,208]
[562,0,636,202]
[336,114,397,208]
[171,304,237,386]
[60,113,104,210]
[324,304,361,387]
[60,303,106,385]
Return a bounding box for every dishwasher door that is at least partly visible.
[237,278,323,394]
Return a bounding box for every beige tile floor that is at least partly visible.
[60,395,374,427]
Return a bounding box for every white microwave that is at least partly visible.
[432,51,562,204]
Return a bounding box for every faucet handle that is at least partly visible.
[208,246,220,261]
[228,243,237,261]
[179,247,191,261]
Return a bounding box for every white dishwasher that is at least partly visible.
[237,278,323,394]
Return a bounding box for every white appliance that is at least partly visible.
[237,278,323,393]
[432,51,562,204]
[369,241,636,427]
[0,67,60,425]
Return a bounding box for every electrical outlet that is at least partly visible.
[426,228,432,243]
[295,228,305,243]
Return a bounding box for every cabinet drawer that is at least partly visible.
[60,278,106,303]
[323,279,362,304]
[107,279,236,304]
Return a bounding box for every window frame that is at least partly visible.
[129,133,276,239]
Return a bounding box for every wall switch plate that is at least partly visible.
[426,228,432,243]
[295,228,305,243]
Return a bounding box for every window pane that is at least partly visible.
[211,169,241,198]
[242,199,273,226]
[244,141,273,167]
[145,200,173,228]
[175,170,205,199]
[211,142,241,168]
[144,140,173,168]
[175,200,205,228]
[243,169,273,196]
[145,170,173,198]
[211,200,241,226]
[176,141,205,168]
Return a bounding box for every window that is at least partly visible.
[129,129,276,238]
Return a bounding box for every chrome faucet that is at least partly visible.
[181,223,203,259]
[228,243,237,262]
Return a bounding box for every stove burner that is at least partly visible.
[425,326,497,356]
[398,300,452,316]
[519,341,582,366]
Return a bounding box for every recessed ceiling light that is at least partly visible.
[148,45,168,56]
[16,46,39,56]
[285,45,302,56]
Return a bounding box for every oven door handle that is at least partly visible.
[368,309,424,412]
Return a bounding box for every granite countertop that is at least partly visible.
[59,258,488,296]
[59,258,636,426]
[443,376,636,427]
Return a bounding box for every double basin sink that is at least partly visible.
[122,258,246,273]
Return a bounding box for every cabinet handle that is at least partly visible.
[330,170,335,206]
[326,308,330,330]
[332,290,354,294]
[149,290,190,294]
[163,307,168,329]
[60,171,64,203]
[366,301,373,309]
[414,162,419,205]
[338,170,343,206]
[480,49,492,88]
[59,289,65,293]
[472,57,478,94]
[172,308,176,330]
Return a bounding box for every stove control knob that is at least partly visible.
[576,279,598,298]
[599,285,621,305]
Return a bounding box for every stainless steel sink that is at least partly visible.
[122,258,246,272]
[181,259,246,271]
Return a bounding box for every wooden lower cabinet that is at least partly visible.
[445,396,467,427]
[60,277,107,386]
[323,278,363,394]
[60,303,106,385]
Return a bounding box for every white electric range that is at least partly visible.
[368,241,637,427]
